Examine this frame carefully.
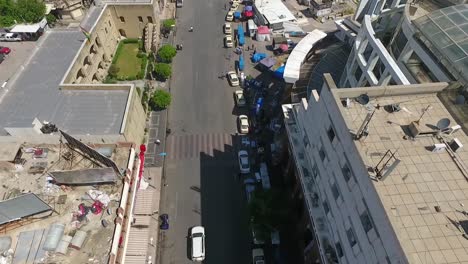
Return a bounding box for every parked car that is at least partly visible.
[0,33,22,42]
[227,71,239,86]
[0,46,11,54]
[224,35,233,48]
[238,150,250,174]
[226,11,234,21]
[190,226,205,261]
[252,248,265,264]
[238,115,249,134]
[0,54,4,64]
[244,178,256,203]
[224,23,232,34]
[252,227,265,245]
[159,214,169,230]
[234,90,246,106]
[230,2,239,11]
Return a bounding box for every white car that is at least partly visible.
[226,11,234,21]
[224,23,232,34]
[191,226,205,261]
[232,0,242,4]
[230,2,239,11]
[252,248,265,264]
[238,115,249,134]
[224,35,233,48]
[238,150,250,174]
[227,71,239,86]
[234,90,246,106]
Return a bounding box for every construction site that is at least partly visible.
[0,131,138,264]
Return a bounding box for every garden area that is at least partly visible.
[106,39,148,82]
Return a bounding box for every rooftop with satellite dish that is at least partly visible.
[332,84,468,261]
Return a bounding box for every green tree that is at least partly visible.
[108,65,120,77]
[162,19,175,30]
[248,189,290,241]
[157,45,177,63]
[150,90,171,110]
[46,13,56,25]
[15,0,45,23]
[154,63,172,80]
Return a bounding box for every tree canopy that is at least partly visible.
[0,0,46,27]
[154,63,172,80]
[150,90,172,110]
[157,45,177,63]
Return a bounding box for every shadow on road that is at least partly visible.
[198,134,251,264]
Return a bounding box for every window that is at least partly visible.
[360,211,373,233]
[104,27,108,34]
[119,16,125,22]
[119,29,126,37]
[354,67,362,83]
[138,16,143,22]
[323,200,330,214]
[108,20,112,27]
[147,16,153,23]
[327,126,335,142]
[335,242,343,258]
[346,228,357,247]
[342,163,352,182]
[391,29,407,58]
[362,44,373,62]
[312,163,319,179]
[331,182,340,200]
[319,145,326,162]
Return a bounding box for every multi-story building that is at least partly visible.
[281,1,468,262]
[335,0,467,90]
[282,75,468,263]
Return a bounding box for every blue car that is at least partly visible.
[160,214,169,230]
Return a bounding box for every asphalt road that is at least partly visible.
[159,0,251,263]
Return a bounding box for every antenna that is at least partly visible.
[373,150,399,180]
[354,109,375,140]
[415,105,432,125]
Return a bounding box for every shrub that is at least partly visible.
[108,65,120,77]
[122,38,139,44]
[46,14,57,25]
[154,63,172,80]
[103,76,117,84]
[157,45,177,63]
[150,90,172,110]
[162,19,176,30]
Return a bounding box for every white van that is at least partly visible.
[191,226,205,261]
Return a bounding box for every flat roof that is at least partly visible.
[254,0,296,24]
[0,142,21,162]
[336,89,468,263]
[0,31,129,136]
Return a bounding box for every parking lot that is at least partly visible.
[0,41,37,85]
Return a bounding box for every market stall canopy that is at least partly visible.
[274,65,285,79]
[244,5,253,11]
[283,29,327,84]
[243,10,254,17]
[251,53,267,62]
[279,44,289,52]
[238,24,245,46]
[257,26,270,34]
[259,57,277,68]
[234,11,242,19]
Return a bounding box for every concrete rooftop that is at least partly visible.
[337,92,468,263]
[0,31,129,136]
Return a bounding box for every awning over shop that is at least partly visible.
[283,30,327,84]
[259,57,276,68]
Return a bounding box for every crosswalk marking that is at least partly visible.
[166,133,234,160]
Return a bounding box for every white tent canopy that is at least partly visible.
[283,30,327,84]
[10,18,47,33]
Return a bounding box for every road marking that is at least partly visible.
[174,192,179,221]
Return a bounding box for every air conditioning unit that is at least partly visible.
[444,125,462,135]
[449,138,463,153]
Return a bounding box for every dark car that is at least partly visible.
[0,54,4,64]
[160,214,169,230]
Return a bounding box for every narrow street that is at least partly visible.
[158,0,251,263]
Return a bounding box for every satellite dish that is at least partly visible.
[356,94,370,105]
[436,118,450,130]
[455,95,466,105]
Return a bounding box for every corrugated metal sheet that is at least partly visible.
[12,229,46,264]
[133,190,154,215]
[125,228,149,256]
[50,167,117,185]
[0,194,52,226]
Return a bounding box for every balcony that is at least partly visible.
[282,104,338,264]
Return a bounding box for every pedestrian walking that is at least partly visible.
[254,47,257,54]
[251,44,254,49]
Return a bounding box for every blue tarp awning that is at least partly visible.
[239,55,245,71]
[251,53,267,63]
[244,5,253,11]
[237,25,245,46]
[234,11,242,18]
[274,65,285,79]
